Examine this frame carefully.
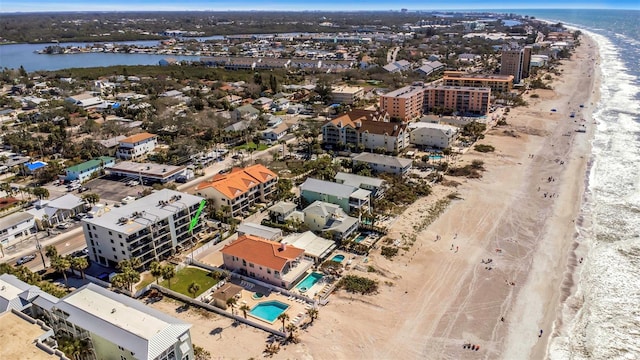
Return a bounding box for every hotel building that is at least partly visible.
[442,71,514,93]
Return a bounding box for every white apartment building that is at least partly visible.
[331,85,364,105]
[116,133,158,160]
[0,212,36,246]
[35,283,193,360]
[408,122,459,149]
[81,189,205,269]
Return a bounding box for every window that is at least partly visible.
[112,247,116,251]
[109,231,112,236]
[120,242,123,247]
[122,250,125,255]
[111,239,114,243]
[119,234,122,238]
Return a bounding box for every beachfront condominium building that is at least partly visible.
[321,110,410,153]
[442,71,514,93]
[220,234,313,289]
[116,132,158,160]
[331,85,364,105]
[379,85,425,121]
[408,122,459,149]
[81,189,205,269]
[422,85,491,116]
[500,45,532,83]
[300,178,371,215]
[195,164,278,218]
[35,283,194,360]
[302,200,359,241]
[352,153,414,176]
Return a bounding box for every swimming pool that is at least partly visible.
[25,161,47,172]
[296,272,324,292]
[429,155,443,160]
[331,254,345,263]
[354,234,367,243]
[249,301,289,323]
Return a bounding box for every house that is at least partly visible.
[280,231,336,264]
[266,115,283,127]
[0,212,36,246]
[115,132,158,160]
[66,93,104,108]
[302,201,359,241]
[159,57,178,66]
[253,97,273,111]
[220,235,313,289]
[31,283,194,360]
[64,156,115,182]
[267,201,303,223]
[270,98,290,112]
[352,153,413,176]
[334,172,386,198]
[300,178,370,215]
[383,60,411,73]
[321,110,410,153]
[408,122,458,149]
[237,222,283,241]
[232,105,260,122]
[195,164,278,218]
[27,194,87,227]
[262,122,289,142]
[415,61,444,77]
[98,135,127,149]
[160,90,183,98]
[81,189,205,269]
[457,53,480,62]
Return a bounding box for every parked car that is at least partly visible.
[56,222,70,230]
[16,254,36,265]
[73,213,87,221]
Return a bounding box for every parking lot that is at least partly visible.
[83,175,148,204]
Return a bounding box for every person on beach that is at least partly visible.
[539,329,543,337]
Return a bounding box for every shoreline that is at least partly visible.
[146,30,602,360]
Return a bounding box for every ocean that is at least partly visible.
[511,9,640,360]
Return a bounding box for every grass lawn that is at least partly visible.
[234,142,270,151]
[160,267,218,298]
[135,272,155,291]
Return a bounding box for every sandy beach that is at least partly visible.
[147,34,600,359]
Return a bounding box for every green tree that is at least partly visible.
[306,308,319,323]
[45,245,58,260]
[81,192,100,204]
[150,261,163,284]
[188,281,201,298]
[239,304,251,319]
[226,296,237,315]
[193,345,211,360]
[277,312,289,332]
[71,256,89,279]
[31,187,50,199]
[162,265,175,289]
[51,256,71,287]
[285,323,299,343]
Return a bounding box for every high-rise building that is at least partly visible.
[82,189,205,269]
[500,45,532,83]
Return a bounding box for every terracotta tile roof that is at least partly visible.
[326,110,406,136]
[221,235,304,271]
[196,164,277,199]
[119,132,157,144]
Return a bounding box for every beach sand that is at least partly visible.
[145,35,600,360]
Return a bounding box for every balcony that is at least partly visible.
[280,258,314,284]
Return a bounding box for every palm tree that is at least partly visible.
[81,192,100,205]
[239,304,251,319]
[285,323,299,343]
[71,257,89,279]
[110,273,127,290]
[150,261,163,284]
[277,312,289,332]
[45,245,58,260]
[122,267,140,292]
[226,297,237,314]
[188,281,201,298]
[306,308,319,323]
[31,186,49,199]
[51,256,71,287]
[163,265,175,289]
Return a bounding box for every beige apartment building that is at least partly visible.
[379,85,424,121]
[331,85,364,105]
[500,45,532,83]
[380,85,491,121]
[442,71,514,93]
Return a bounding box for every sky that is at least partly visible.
[1,0,638,13]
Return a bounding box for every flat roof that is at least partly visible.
[0,312,59,360]
[83,189,203,234]
[108,161,186,178]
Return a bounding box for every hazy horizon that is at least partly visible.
[2,1,638,13]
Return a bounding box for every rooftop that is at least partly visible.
[0,311,60,360]
[82,189,203,234]
[108,161,186,178]
[334,172,385,188]
[119,132,157,144]
[352,153,413,168]
[221,234,304,271]
[300,178,359,198]
[66,156,115,173]
[196,164,276,199]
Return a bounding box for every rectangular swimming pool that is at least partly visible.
[295,272,324,292]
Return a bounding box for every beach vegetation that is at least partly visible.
[474,144,495,153]
[337,275,379,295]
[381,246,399,259]
[194,345,212,360]
[447,161,485,178]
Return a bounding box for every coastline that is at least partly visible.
[144,29,603,360]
